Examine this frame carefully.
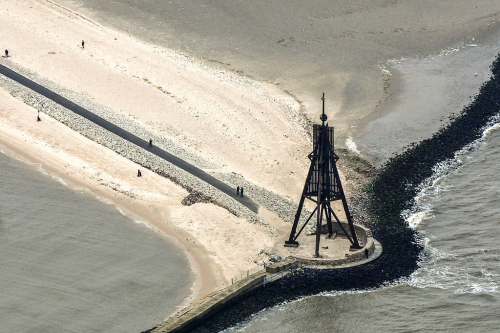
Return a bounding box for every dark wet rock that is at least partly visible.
[181,191,216,206]
[188,53,500,332]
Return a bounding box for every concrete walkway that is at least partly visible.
[0,64,258,213]
[145,258,298,333]
[329,240,383,269]
[145,248,383,333]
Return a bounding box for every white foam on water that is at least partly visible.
[403,114,500,294]
[320,288,381,299]
[94,195,114,205]
[402,112,500,230]
[0,147,71,186]
[73,187,90,193]
[482,120,500,137]
[409,261,500,294]
[85,192,161,236]
[224,114,500,333]
[456,283,498,294]
[345,137,360,154]
[407,238,500,294]
[221,299,295,332]
[223,286,399,332]
[42,171,68,186]
[134,220,153,230]
[115,206,126,215]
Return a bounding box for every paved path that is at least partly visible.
[0,64,259,213]
[331,240,383,268]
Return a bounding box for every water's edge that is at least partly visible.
[182,53,500,333]
[0,151,193,333]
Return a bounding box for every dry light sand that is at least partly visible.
[0,0,312,299]
[1,0,500,303]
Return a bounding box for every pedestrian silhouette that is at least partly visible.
[137,170,142,177]
[82,40,85,49]
[364,248,369,259]
[237,186,240,195]
[4,50,8,57]
[149,138,153,147]
[240,187,244,197]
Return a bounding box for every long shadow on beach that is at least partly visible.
[178,53,500,333]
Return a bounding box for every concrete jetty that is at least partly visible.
[145,258,299,333]
[145,226,382,333]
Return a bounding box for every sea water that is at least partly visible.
[8,1,500,331]
[0,153,192,333]
[225,126,500,332]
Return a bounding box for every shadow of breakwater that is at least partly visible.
[165,53,500,333]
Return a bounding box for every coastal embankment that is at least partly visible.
[3,1,500,331]
[144,259,299,333]
[144,223,379,333]
[0,57,381,332]
[185,53,500,332]
[0,0,315,298]
[0,62,260,215]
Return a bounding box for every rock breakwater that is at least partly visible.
[0,60,319,233]
[0,60,267,227]
[188,54,500,332]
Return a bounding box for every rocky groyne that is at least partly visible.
[0,59,324,234]
[0,61,263,229]
[186,54,500,332]
[0,59,357,239]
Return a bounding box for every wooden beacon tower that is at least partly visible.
[285,94,361,257]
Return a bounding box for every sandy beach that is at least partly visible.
[54,0,500,147]
[0,0,313,300]
[2,0,500,310]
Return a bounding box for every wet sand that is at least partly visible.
[2,0,500,310]
[55,0,500,149]
[0,0,304,299]
[354,28,500,165]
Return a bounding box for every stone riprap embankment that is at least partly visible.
[186,54,500,333]
[209,171,312,224]
[0,62,219,171]
[143,258,298,333]
[0,59,321,232]
[209,150,377,231]
[0,60,267,226]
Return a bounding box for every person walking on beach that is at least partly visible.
[137,169,142,177]
[82,40,85,49]
[240,187,244,197]
[237,186,240,196]
[4,50,8,57]
[149,138,153,147]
